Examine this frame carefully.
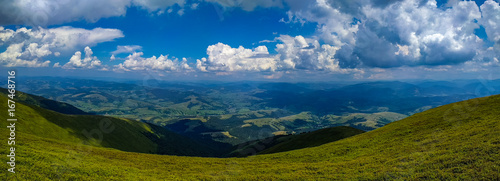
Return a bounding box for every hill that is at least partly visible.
[259,126,365,155]
[0,87,90,115]
[18,78,482,145]
[229,126,365,157]
[0,92,226,157]
[1,94,499,180]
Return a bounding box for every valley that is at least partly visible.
[1,88,499,180]
[3,0,500,179]
[15,77,500,145]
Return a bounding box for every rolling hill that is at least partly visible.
[0,92,226,157]
[229,126,365,157]
[1,92,499,179]
[0,87,90,115]
[17,78,485,145]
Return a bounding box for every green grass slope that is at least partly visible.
[229,126,364,157]
[2,94,500,180]
[0,88,90,115]
[0,94,220,156]
[259,126,365,155]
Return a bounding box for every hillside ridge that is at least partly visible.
[1,93,499,180]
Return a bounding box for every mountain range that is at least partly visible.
[13,77,500,145]
[1,86,499,180]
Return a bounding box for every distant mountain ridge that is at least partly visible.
[1,90,499,180]
[14,77,500,145]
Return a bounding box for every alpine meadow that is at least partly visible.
[1,0,500,180]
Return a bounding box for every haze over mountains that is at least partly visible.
[13,77,500,146]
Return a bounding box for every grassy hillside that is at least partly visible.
[0,94,222,157]
[20,78,479,144]
[259,126,365,155]
[2,94,500,180]
[0,87,90,115]
[229,126,365,157]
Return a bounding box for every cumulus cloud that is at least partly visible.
[62,46,102,69]
[357,0,482,67]
[0,26,123,67]
[282,0,359,46]
[281,0,491,69]
[1,0,498,78]
[0,42,51,67]
[111,45,142,55]
[275,35,344,72]
[195,39,355,73]
[114,52,191,71]
[196,0,495,74]
[196,43,279,72]
[480,0,500,54]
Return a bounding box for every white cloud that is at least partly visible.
[196,43,279,72]
[0,42,51,67]
[26,43,52,58]
[111,45,143,55]
[480,0,500,55]
[62,46,102,69]
[1,0,498,79]
[281,0,487,68]
[114,52,191,71]
[0,26,123,68]
[275,35,344,72]
[282,0,358,46]
[195,39,355,73]
[45,26,125,51]
[481,0,500,42]
[358,0,482,67]
[0,26,124,52]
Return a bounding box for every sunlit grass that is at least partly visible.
[1,94,499,180]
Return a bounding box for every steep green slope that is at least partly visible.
[0,88,90,115]
[259,126,365,154]
[0,94,221,156]
[229,126,364,157]
[1,94,499,180]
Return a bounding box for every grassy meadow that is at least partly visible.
[1,93,499,180]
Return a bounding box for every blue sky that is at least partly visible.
[0,0,499,81]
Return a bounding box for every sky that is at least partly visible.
[0,0,499,82]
